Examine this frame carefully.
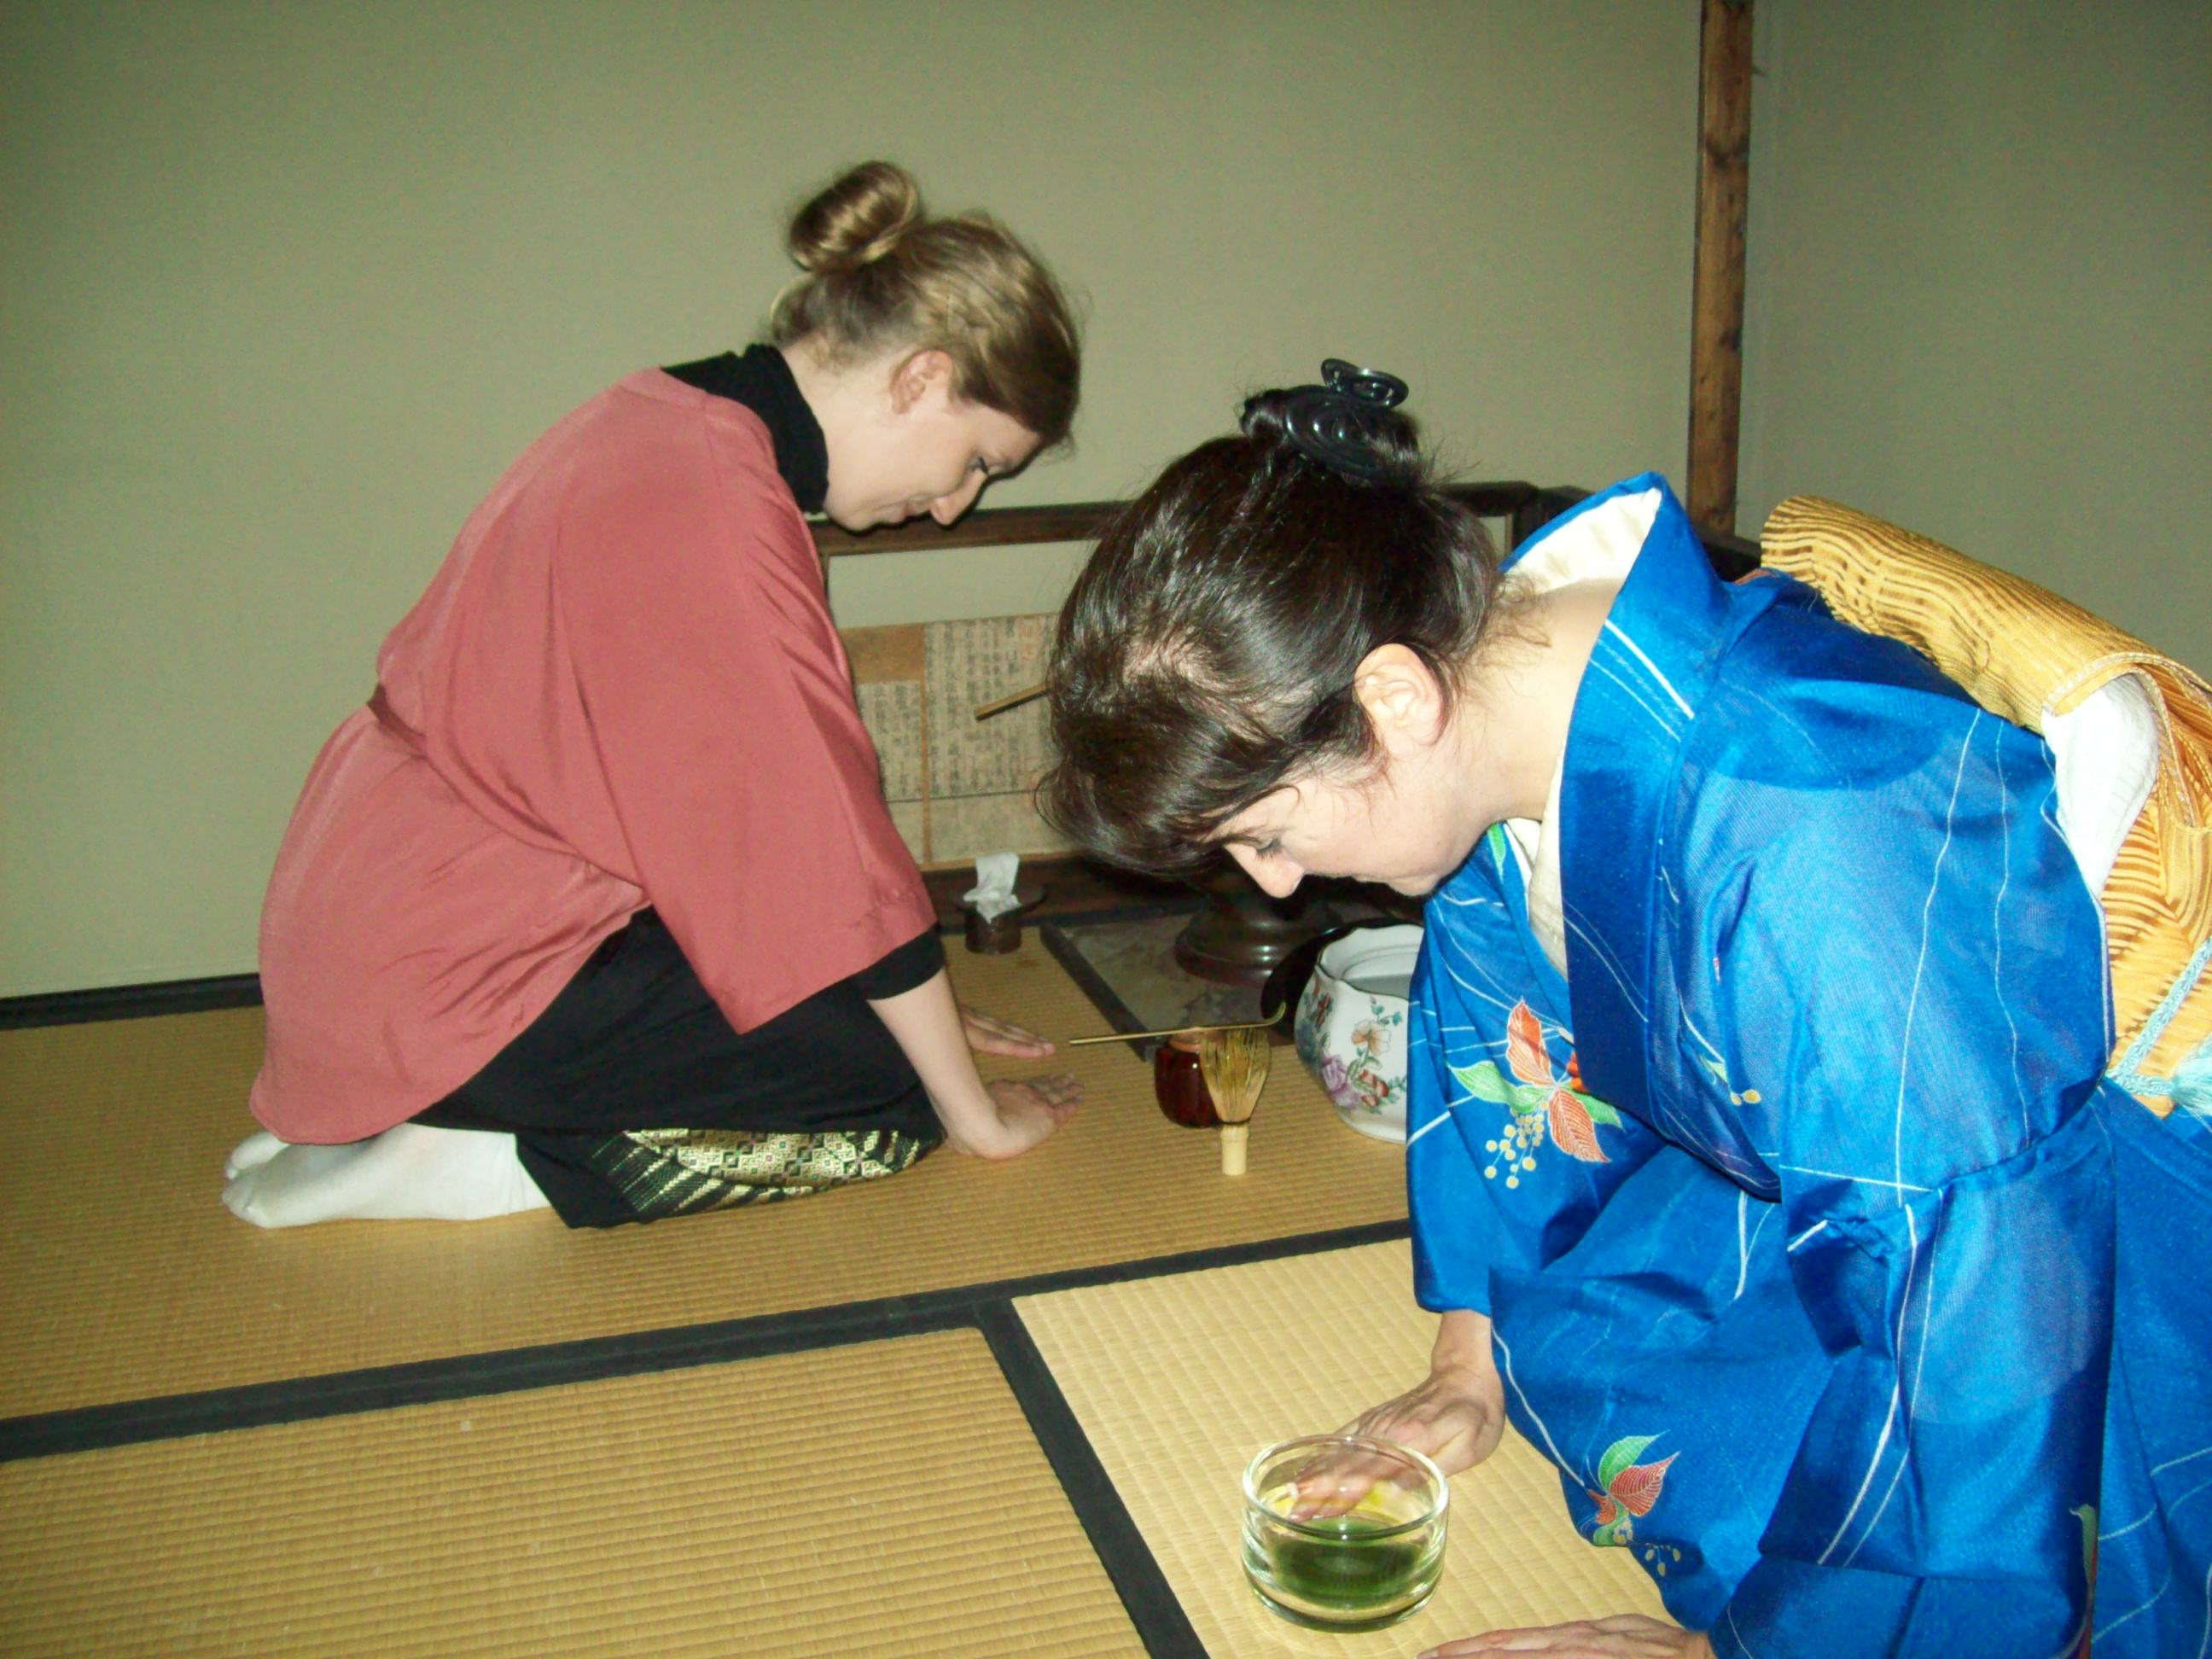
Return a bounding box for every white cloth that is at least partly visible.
[2043,673,2160,899]
[1492,490,1660,984]
[1502,761,1569,977]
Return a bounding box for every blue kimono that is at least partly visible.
[1407,475,2212,1657]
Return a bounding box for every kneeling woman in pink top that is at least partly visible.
[224,161,1083,1228]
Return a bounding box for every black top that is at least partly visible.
[846,928,948,1000]
[662,345,830,515]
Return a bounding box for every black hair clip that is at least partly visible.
[1268,358,1411,480]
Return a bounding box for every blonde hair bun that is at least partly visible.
[786,160,923,272]
[771,160,1081,447]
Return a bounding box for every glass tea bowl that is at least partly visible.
[1241,1434,1449,1630]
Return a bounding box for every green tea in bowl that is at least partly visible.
[1241,1434,1448,1630]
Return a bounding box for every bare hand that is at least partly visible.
[1337,1358,1506,1480]
[942,1074,1080,1158]
[1420,1615,1711,1657]
[958,1003,1055,1059]
[1291,1370,1505,1520]
[1292,1311,1505,1518]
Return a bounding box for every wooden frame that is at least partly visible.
[812,480,1760,579]
[811,481,1551,558]
[1688,0,1755,536]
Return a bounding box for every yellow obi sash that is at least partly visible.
[1761,496,2212,1118]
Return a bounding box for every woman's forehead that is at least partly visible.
[1214,778,1338,841]
[958,401,1039,465]
[1211,789,1293,844]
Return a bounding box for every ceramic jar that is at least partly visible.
[1293,923,1422,1142]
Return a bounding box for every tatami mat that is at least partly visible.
[0,945,1404,1417]
[0,1327,1141,1658]
[1016,1241,1668,1656]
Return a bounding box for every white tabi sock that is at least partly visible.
[224,1129,288,1180]
[220,1123,552,1227]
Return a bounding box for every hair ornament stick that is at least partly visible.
[1259,358,1412,480]
[974,679,1048,720]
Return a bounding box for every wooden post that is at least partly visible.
[1688,0,1755,537]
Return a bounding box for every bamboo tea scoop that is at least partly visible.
[1063,1013,1282,1047]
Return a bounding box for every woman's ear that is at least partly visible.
[1351,643,1447,752]
[887,348,955,413]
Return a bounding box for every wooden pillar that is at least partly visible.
[1688,0,1755,537]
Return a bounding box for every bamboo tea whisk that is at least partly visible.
[1198,1027,1270,1175]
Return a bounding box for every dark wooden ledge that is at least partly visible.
[810,480,1760,579]
[810,481,1547,556]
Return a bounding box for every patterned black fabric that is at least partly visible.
[416,908,942,1226]
[581,1126,935,1222]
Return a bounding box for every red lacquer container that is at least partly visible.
[1153,1034,1220,1129]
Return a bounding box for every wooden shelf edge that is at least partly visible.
[811,481,1543,557]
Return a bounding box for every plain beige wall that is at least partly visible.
[1739,0,2211,664]
[3,1,1703,997]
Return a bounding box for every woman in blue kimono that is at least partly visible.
[1042,364,2211,1658]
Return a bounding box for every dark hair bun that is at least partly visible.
[786,160,923,272]
[1240,366,1422,481]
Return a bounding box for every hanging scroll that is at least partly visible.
[843,614,1074,869]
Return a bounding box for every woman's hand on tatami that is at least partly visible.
[870,971,1076,1157]
[1419,1616,1712,1657]
[941,1074,1081,1158]
[958,1003,1055,1058]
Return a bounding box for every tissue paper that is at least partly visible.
[963,852,1022,922]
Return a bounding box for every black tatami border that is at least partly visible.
[0,905,1202,1032]
[4,899,1342,1657]
[0,972,266,1029]
[0,1218,1408,1464]
[3,1219,1406,1659]
[980,1301,1208,1659]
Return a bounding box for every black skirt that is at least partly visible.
[416,908,945,1226]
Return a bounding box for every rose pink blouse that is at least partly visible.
[250,370,933,1143]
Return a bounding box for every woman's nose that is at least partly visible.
[1226,842,1304,899]
[928,471,988,525]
